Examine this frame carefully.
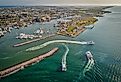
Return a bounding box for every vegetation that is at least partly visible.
[57,17,98,37]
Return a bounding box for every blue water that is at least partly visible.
[0,6,121,82]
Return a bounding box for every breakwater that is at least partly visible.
[0,48,58,78]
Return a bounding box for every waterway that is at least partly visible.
[0,6,121,82]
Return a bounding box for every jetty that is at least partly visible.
[13,34,56,47]
[0,48,58,78]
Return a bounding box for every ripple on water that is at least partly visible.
[0,50,25,60]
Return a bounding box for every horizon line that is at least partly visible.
[0,4,121,6]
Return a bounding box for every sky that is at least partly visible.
[0,0,121,6]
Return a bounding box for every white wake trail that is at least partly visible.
[61,44,69,71]
[26,40,92,51]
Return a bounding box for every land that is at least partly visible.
[57,17,98,37]
[0,6,112,38]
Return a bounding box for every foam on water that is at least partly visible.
[26,40,90,51]
[61,43,69,65]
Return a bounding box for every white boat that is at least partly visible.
[85,24,94,29]
[62,63,67,71]
[86,51,93,60]
[87,41,95,45]
[35,30,40,34]
[34,28,44,35]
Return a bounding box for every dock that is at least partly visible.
[0,48,58,78]
[13,34,56,47]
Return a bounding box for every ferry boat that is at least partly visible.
[86,51,93,60]
[62,63,67,72]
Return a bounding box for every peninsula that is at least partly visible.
[57,17,98,37]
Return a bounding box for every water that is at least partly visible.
[25,40,92,51]
[1,6,121,82]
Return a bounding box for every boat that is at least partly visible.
[87,41,95,45]
[16,33,25,39]
[34,28,44,35]
[61,63,67,72]
[61,56,67,72]
[85,24,94,29]
[86,51,93,60]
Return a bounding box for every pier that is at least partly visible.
[13,34,56,47]
[0,48,58,78]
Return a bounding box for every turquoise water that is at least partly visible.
[1,6,121,82]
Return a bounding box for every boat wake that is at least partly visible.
[61,44,69,71]
[76,58,95,81]
[15,50,25,55]
[0,57,12,60]
[0,50,24,60]
[74,51,83,56]
[76,59,103,82]
[83,59,95,76]
[26,40,93,51]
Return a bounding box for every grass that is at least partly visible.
[58,17,98,37]
[67,26,75,33]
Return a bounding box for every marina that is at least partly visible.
[16,33,42,39]
[13,34,56,47]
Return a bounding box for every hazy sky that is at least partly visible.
[0,0,121,6]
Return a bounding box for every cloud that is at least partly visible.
[0,0,121,6]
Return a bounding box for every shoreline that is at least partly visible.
[57,17,98,37]
[57,28,86,37]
